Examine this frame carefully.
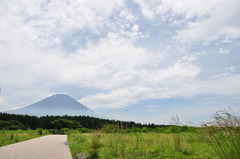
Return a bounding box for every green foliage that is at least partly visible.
[61,128,70,134]
[89,133,102,158]
[141,127,152,133]
[37,128,43,135]
[131,127,141,132]
[77,128,91,133]
[51,118,82,129]
[101,124,119,133]
[2,113,198,132]
[0,113,170,130]
[0,120,27,130]
[14,135,19,142]
[202,109,240,159]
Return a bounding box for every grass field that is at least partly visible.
[68,131,215,159]
[67,110,240,159]
[0,129,48,147]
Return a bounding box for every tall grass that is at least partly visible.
[0,129,49,147]
[202,109,240,159]
[170,115,181,152]
[89,133,102,159]
[68,132,213,159]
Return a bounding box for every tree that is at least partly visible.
[51,118,82,129]
[0,120,27,130]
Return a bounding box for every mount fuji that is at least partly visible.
[6,94,97,117]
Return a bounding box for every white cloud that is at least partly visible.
[225,67,235,72]
[80,86,153,109]
[133,0,156,19]
[219,48,230,54]
[80,68,240,109]
[170,0,240,42]
[132,24,139,32]
[80,59,202,109]
[134,0,240,43]
[177,74,240,97]
[1,0,137,51]
[56,34,153,88]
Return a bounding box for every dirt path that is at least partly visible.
[0,135,73,159]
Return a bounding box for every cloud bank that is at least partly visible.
[0,0,239,113]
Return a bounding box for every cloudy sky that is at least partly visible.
[0,0,240,125]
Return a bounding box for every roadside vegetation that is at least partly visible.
[0,129,48,147]
[68,129,213,159]
[1,109,240,159]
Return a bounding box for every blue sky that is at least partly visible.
[0,0,240,125]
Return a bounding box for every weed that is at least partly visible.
[170,115,182,152]
[202,109,240,159]
[10,133,14,140]
[14,135,19,142]
[88,133,102,159]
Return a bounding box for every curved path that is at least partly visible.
[0,135,73,159]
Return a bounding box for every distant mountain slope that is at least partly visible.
[6,94,97,117]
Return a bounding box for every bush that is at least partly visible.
[37,128,43,135]
[77,127,90,133]
[101,124,119,133]
[61,128,70,134]
[131,127,141,133]
[141,127,151,133]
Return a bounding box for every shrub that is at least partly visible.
[77,127,90,133]
[14,135,19,142]
[141,127,151,133]
[61,128,70,134]
[37,128,43,135]
[101,124,119,133]
[131,127,141,133]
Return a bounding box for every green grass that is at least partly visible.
[202,109,240,159]
[0,129,49,147]
[68,132,214,159]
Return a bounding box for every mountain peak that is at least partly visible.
[6,94,96,117]
[51,93,70,97]
[49,93,72,99]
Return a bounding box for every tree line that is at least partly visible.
[0,112,169,130]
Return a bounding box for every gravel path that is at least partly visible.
[0,135,73,159]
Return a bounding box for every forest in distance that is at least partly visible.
[0,112,173,130]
